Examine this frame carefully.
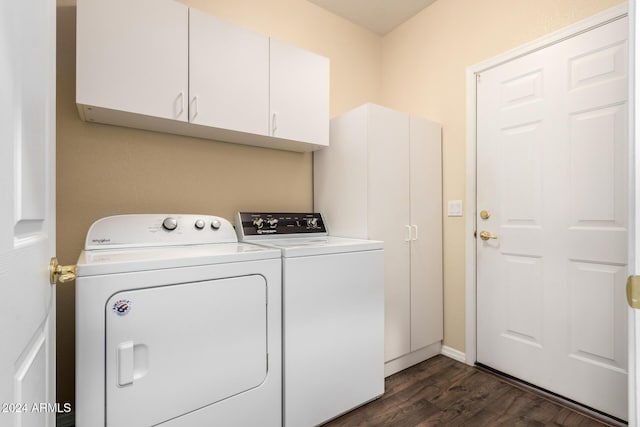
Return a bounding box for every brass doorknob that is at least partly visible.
[479,231,498,241]
[49,257,77,285]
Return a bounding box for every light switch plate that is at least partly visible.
[448,200,463,217]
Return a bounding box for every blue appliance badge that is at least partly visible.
[112,299,132,316]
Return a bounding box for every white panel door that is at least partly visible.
[409,117,443,351]
[76,0,189,121]
[0,0,56,425]
[189,9,269,134]
[477,17,628,419]
[366,104,412,362]
[269,38,329,146]
[106,276,267,427]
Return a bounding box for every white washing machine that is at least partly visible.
[236,212,384,427]
[75,214,282,427]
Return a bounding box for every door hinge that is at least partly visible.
[627,275,640,309]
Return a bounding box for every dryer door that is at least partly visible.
[105,275,267,427]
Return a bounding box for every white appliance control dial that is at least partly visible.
[267,218,279,228]
[211,220,221,230]
[252,218,265,229]
[162,217,178,231]
[194,219,205,230]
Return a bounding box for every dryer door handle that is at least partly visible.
[117,341,134,386]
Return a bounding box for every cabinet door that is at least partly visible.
[189,9,269,135]
[409,117,443,351]
[76,0,188,121]
[269,38,329,146]
[366,105,411,362]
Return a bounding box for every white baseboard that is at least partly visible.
[440,345,468,364]
[384,342,442,377]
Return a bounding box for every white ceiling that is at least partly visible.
[307,0,437,35]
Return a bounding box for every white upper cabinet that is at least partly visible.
[270,38,330,147]
[76,0,189,121]
[76,1,329,152]
[189,9,269,135]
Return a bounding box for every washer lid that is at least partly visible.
[76,242,280,277]
[252,236,383,257]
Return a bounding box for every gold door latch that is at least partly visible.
[479,230,498,241]
[627,275,640,309]
[49,257,77,285]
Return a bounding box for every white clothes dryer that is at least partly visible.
[75,214,282,427]
[236,212,384,427]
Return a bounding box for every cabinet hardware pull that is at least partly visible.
[190,96,199,120]
[175,92,184,118]
[405,225,411,242]
[411,225,418,241]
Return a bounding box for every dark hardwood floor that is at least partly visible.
[323,355,618,427]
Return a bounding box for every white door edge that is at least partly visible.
[464,1,630,369]
[630,1,639,424]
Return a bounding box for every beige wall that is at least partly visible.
[56,1,381,405]
[379,0,625,352]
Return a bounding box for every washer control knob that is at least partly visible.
[267,218,278,228]
[162,217,178,231]
[194,219,205,230]
[306,217,318,229]
[252,218,264,229]
[211,219,221,230]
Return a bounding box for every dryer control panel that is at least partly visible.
[236,212,328,240]
[85,214,237,249]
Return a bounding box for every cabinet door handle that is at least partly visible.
[175,92,184,118]
[411,225,418,241]
[272,112,278,135]
[405,225,411,242]
[190,96,199,121]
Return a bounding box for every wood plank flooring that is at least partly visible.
[322,355,617,427]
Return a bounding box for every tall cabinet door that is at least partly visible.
[189,9,269,134]
[76,0,188,121]
[367,105,412,362]
[269,38,329,146]
[409,117,443,351]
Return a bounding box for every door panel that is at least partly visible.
[409,117,443,351]
[477,16,628,419]
[106,276,267,427]
[189,9,269,134]
[0,0,56,425]
[366,104,411,362]
[76,0,189,120]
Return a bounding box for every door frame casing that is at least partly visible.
[464,2,629,367]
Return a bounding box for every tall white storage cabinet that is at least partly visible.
[314,103,443,375]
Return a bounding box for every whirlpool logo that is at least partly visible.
[91,238,111,244]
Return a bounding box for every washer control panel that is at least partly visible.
[85,214,237,250]
[236,212,328,240]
